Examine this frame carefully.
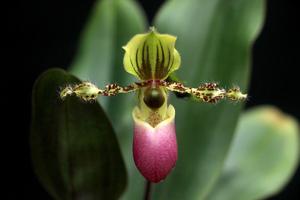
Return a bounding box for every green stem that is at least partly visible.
[144,180,152,200]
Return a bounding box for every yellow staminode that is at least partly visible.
[123,27,181,80]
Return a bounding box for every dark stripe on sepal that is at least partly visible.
[130,58,142,78]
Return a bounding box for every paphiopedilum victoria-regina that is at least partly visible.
[60,27,247,183]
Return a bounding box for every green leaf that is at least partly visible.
[207,106,299,200]
[68,1,147,199]
[70,0,146,83]
[149,0,265,199]
[31,68,126,200]
[70,0,147,113]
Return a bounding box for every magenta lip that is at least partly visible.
[132,105,178,183]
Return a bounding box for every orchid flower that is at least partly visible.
[60,27,247,183]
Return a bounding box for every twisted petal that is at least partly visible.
[123,27,181,80]
[132,105,177,183]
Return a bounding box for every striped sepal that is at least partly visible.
[123,27,181,80]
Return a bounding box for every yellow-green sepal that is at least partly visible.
[123,27,181,80]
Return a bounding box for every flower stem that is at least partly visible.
[144,180,152,200]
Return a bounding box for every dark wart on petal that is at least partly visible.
[143,87,165,109]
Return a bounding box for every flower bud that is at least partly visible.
[132,105,177,183]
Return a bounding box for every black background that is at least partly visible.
[5,0,299,199]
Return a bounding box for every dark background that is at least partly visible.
[6,0,299,199]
